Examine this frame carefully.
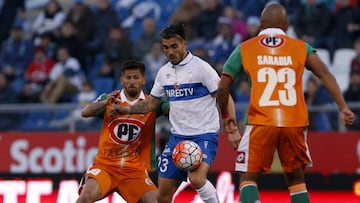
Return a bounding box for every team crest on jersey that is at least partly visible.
[175,82,180,89]
[236,151,245,164]
[108,118,145,144]
[260,36,284,48]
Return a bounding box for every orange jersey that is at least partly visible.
[223,28,315,127]
[94,91,157,171]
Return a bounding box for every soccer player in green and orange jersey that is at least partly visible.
[76,60,168,203]
[217,3,355,203]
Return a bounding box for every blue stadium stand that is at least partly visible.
[19,111,52,130]
[92,77,115,95]
[11,78,24,94]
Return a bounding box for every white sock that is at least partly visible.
[196,180,219,203]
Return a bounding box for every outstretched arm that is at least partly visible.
[81,90,120,117]
[109,95,160,116]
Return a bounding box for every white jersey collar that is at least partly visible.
[258,28,286,36]
[120,89,145,105]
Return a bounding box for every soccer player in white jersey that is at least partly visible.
[109,23,240,203]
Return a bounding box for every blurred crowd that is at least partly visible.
[0,0,359,131]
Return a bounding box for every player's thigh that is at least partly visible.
[158,133,217,181]
[277,127,311,172]
[115,169,157,203]
[83,164,114,198]
[236,125,279,173]
[188,161,211,188]
[139,190,157,203]
[192,133,218,166]
[158,135,188,181]
[78,178,103,202]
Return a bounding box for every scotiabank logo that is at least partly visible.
[6,135,98,173]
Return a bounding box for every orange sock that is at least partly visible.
[288,183,307,194]
[239,181,257,189]
[288,183,309,203]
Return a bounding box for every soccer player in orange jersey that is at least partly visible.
[75,60,168,203]
[216,3,355,203]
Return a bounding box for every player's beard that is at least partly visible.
[169,51,186,65]
[169,55,179,65]
[127,87,139,98]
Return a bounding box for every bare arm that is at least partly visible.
[220,92,237,126]
[81,90,120,117]
[306,53,355,125]
[307,54,347,109]
[217,75,241,149]
[217,74,233,115]
[224,93,241,149]
[109,95,160,116]
[81,99,107,117]
[129,95,160,113]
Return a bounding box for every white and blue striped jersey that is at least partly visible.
[150,52,220,136]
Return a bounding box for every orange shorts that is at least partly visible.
[235,125,312,173]
[79,162,156,202]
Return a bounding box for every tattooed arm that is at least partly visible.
[82,90,120,117]
[109,95,160,116]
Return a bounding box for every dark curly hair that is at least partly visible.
[121,59,146,76]
[160,23,186,40]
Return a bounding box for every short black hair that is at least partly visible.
[121,59,146,76]
[160,23,186,40]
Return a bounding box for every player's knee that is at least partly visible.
[284,167,305,186]
[76,191,93,203]
[157,193,172,203]
[140,190,157,203]
[141,198,158,203]
[75,196,89,203]
[188,174,206,189]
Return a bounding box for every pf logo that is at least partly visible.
[236,151,246,164]
[108,118,144,144]
[260,36,284,48]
